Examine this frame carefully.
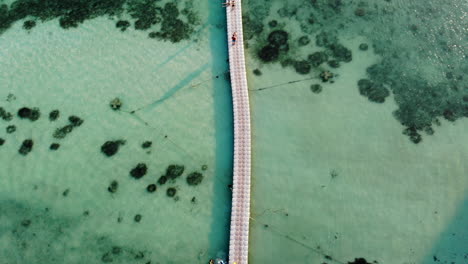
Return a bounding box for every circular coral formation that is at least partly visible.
[186,172,203,186]
[130,163,147,179]
[166,187,176,197]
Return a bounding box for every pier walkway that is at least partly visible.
[225,1,251,264]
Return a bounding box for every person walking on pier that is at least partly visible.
[231,32,237,45]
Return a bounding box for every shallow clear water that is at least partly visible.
[1,0,467,263]
[1,0,232,263]
[243,0,467,263]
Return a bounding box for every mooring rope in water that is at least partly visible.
[249,76,319,91]
[128,69,230,114]
[249,215,346,264]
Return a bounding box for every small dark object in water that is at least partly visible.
[187,172,204,186]
[158,175,168,185]
[3,112,12,121]
[62,189,70,197]
[116,20,130,31]
[166,187,177,197]
[50,143,60,150]
[18,107,32,119]
[329,44,352,62]
[320,71,334,82]
[310,84,323,94]
[101,252,113,263]
[134,214,142,222]
[347,258,372,264]
[108,180,118,193]
[68,115,83,127]
[268,20,278,27]
[325,255,333,260]
[101,140,125,157]
[23,20,36,30]
[308,52,329,67]
[29,108,40,121]
[53,125,74,139]
[130,163,147,179]
[146,184,157,193]
[359,43,368,51]
[293,60,311,74]
[112,246,122,255]
[166,164,184,179]
[354,8,366,17]
[258,45,280,62]
[0,138,5,146]
[83,210,90,216]
[110,98,122,110]
[298,36,310,46]
[253,69,262,76]
[228,184,233,191]
[264,224,269,228]
[191,197,196,203]
[141,141,152,149]
[328,60,340,68]
[135,251,144,259]
[357,79,390,103]
[6,125,16,134]
[21,219,31,227]
[19,139,33,155]
[49,110,60,121]
[201,165,208,171]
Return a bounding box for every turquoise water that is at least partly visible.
[1,0,232,263]
[243,0,467,263]
[1,0,467,263]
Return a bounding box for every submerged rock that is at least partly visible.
[253,69,262,76]
[23,20,36,30]
[130,163,147,179]
[357,79,390,103]
[258,45,279,62]
[348,258,372,264]
[298,35,310,46]
[53,125,74,139]
[166,187,177,197]
[310,84,323,94]
[293,60,311,74]
[308,52,329,67]
[268,30,288,48]
[359,43,369,51]
[146,184,157,193]
[100,140,125,157]
[158,175,168,185]
[49,143,60,150]
[186,172,203,186]
[49,110,60,121]
[316,31,338,47]
[329,44,352,62]
[115,20,130,31]
[141,141,152,149]
[108,180,118,193]
[6,125,16,134]
[19,139,33,155]
[0,138,4,146]
[18,107,40,121]
[268,20,278,27]
[166,164,185,180]
[328,60,340,68]
[68,115,83,127]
